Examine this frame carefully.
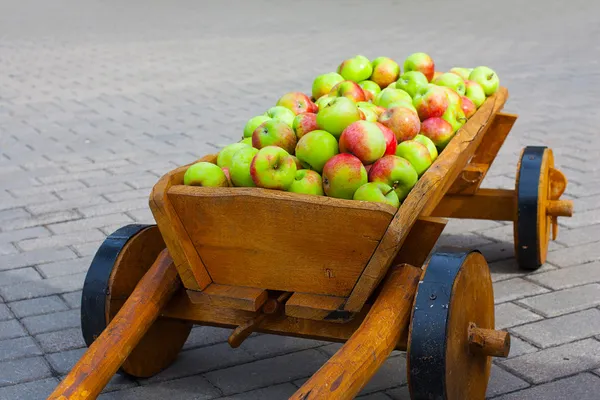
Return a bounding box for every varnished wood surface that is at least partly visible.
[187,284,268,312]
[48,250,182,400]
[391,216,447,268]
[468,325,511,358]
[285,293,347,321]
[430,188,516,221]
[290,264,422,400]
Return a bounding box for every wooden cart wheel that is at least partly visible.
[514,146,572,270]
[407,250,510,400]
[81,224,192,378]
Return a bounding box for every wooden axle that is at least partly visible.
[468,323,510,358]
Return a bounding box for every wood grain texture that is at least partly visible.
[468,325,511,358]
[167,185,396,296]
[343,87,508,312]
[48,250,182,400]
[285,293,347,321]
[290,264,422,400]
[187,284,268,312]
[392,216,447,268]
[430,188,516,221]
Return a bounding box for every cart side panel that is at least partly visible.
[167,186,396,296]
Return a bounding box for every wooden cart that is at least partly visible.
[49,87,573,400]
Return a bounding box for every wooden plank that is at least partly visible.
[342,87,508,312]
[187,284,268,312]
[290,264,422,400]
[149,154,216,291]
[167,185,396,297]
[430,188,516,221]
[392,216,447,268]
[48,250,181,400]
[285,293,347,321]
[447,163,489,194]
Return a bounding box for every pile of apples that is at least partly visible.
[183,52,500,208]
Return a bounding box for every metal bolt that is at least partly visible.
[429,294,437,300]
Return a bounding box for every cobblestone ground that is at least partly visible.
[1,0,600,399]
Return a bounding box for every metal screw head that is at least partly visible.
[429,293,437,300]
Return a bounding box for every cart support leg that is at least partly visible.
[290,264,422,400]
[48,249,181,400]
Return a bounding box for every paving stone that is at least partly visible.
[36,327,85,353]
[0,319,27,340]
[1,210,81,231]
[488,258,555,283]
[443,219,503,235]
[61,291,83,309]
[556,224,600,247]
[501,339,600,384]
[517,284,600,317]
[26,196,108,216]
[493,278,550,304]
[47,213,134,234]
[0,377,59,400]
[0,336,42,361]
[219,383,299,399]
[98,375,219,400]
[506,336,539,359]
[0,356,53,386]
[73,241,104,257]
[0,304,11,321]
[126,208,155,223]
[0,272,86,301]
[0,207,30,222]
[434,233,494,248]
[56,183,132,201]
[0,242,17,255]
[356,392,392,399]
[181,326,230,350]
[78,199,147,218]
[238,334,328,359]
[357,355,407,395]
[511,309,600,348]
[21,309,80,335]
[47,347,86,375]
[103,188,152,202]
[0,247,77,271]
[100,374,138,393]
[204,349,328,395]
[36,256,93,278]
[547,242,600,268]
[495,373,600,400]
[486,364,529,398]
[8,295,69,318]
[0,267,43,286]
[528,261,600,290]
[495,303,543,329]
[386,386,410,399]
[0,226,50,245]
[17,229,105,251]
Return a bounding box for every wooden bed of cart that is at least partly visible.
[48,87,573,400]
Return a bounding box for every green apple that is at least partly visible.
[243,115,271,138]
[217,142,250,169]
[465,80,486,108]
[449,67,472,81]
[240,137,253,146]
[434,73,466,96]
[373,88,412,108]
[353,182,400,208]
[386,100,417,114]
[250,146,297,190]
[315,94,336,111]
[403,52,435,82]
[368,155,418,201]
[252,119,297,154]
[312,72,345,100]
[395,71,429,98]
[358,80,381,101]
[370,57,401,89]
[264,106,295,127]
[316,97,361,139]
[322,153,368,199]
[295,130,339,173]
[229,146,259,187]
[413,134,438,161]
[442,104,467,133]
[359,107,378,122]
[337,55,373,83]
[288,169,324,196]
[183,162,229,187]
[469,66,499,96]
[395,140,433,177]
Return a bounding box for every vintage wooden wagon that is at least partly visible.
[49,87,573,399]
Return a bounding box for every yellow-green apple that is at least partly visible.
[243,115,271,138]
[358,107,378,122]
[373,88,412,108]
[312,72,345,100]
[217,142,250,169]
[315,94,336,110]
[433,73,466,96]
[264,106,295,127]
[461,96,476,118]
[183,162,229,187]
[295,130,339,173]
[438,86,462,109]
[339,121,387,165]
[370,57,401,89]
[329,80,366,102]
[378,106,421,143]
[316,97,362,139]
[449,67,472,81]
[288,169,324,196]
[420,117,455,151]
[395,140,433,177]
[241,137,253,146]
[413,134,438,161]
[322,153,368,199]
[469,66,499,96]
[442,104,467,133]
[465,80,486,108]
[353,182,400,208]
[230,147,259,187]
[396,71,429,98]
[292,112,318,139]
[358,80,381,101]
[276,92,318,115]
[250,146,297,190]
[413,86,450,120]
[291,155,303,170]
[337,55,373,83]
[432,71,443,82]
[386,100,417,114]
[368,155,418,201]
[376,122,397,156]
[403,52,435,82]
[221,167,233,186]
[358,101,386,117]
[252,119,297,154]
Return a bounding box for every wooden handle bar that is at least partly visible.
[48,249,181,400]
[468,323,510,358]
[290,264,422,400]
[547,200,573,217]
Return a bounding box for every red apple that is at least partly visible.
[461,96,476,118]
[420,117,455,151]
[376,122,397,156]
[368,155,419,202]
[370,57,401,89]
[339,121,387,165]
[292,112,318,139]
[413,86,450,120]
[403,53,435,82]
[322,153,368,199]
[378,106,421,143]
[252,120,297,154]
[277,92,318,115]
[329,80,366,103]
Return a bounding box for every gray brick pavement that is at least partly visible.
[1,0,600,398]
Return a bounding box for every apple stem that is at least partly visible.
[385,187,395,196]
[487,73,495,80]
